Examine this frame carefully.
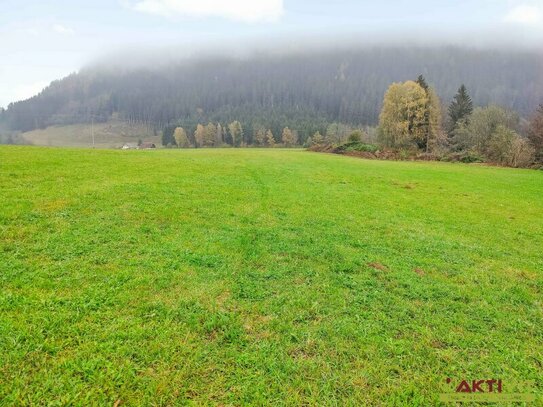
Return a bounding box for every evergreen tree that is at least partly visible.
[416,75,429,92]
[414,75,443,152]
[527,104,543,162]
[162,127,175,146]
[448,85,474,135]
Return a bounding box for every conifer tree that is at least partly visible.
[416,75,429,92]
[528,104,543,162]
[448,85,474,135]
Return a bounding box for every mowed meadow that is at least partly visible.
[1,146,542,405]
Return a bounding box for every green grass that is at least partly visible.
[1,146,542,405]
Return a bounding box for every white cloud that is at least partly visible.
[126,0,284,23]
[52,24,75,35]
[504,4,542,24]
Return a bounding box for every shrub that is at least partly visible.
[338,142,379,153]
[486,126,534,167]
[348,130,363,142]
[509,137,535,168]
[460,153,484,163]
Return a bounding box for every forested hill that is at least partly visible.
[2,47,542,136]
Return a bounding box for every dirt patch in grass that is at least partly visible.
[368,262,388,271]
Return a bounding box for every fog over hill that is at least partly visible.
[1,45,542,142]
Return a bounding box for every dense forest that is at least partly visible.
[1,47,542,144]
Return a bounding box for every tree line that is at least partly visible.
[163,121,298,148]
[312,76,542,167]
[2,47,542,138]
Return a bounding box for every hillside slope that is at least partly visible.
[20,120,159,148]
[2,47,542,141]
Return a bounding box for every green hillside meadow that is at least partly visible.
[1,146,542,405]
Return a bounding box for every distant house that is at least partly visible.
[121,142,138,150]
[139,143,156,149]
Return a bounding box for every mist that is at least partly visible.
[86,26,543,72]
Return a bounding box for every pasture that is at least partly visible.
[1,147,542,405]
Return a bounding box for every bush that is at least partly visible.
[338,142,379,153]
[348,130,364,142]
[399,149,410,160]
[486,126,535,167]
[509,137,535,168]
[460,153,484,163]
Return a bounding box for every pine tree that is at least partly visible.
[161,127,175,146]
[448,85,474,135]
[414,75,443,152]
[416,75,429,92]
[528,104,543,162]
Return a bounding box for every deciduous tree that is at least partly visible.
[228,121,243,147]
[312,131,324,145]
[194,124,205,147]
[282,127,296,147]
[378,81,428,148]
[254,127,266,146]
[173,127,190,148]
[527,104,543,161]
[204,122,217,147]
[265,129,275,147]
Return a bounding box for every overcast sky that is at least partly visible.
[1,0,543,108]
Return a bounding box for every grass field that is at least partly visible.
[1,146,542,405]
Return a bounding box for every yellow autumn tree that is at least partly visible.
[194,124,205,148]
[204,122,217,147]
[265,129,275,147]
[378,81,428,148]
[173,127,190,148]
[228,121,243,147]
[281,127,296,147]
